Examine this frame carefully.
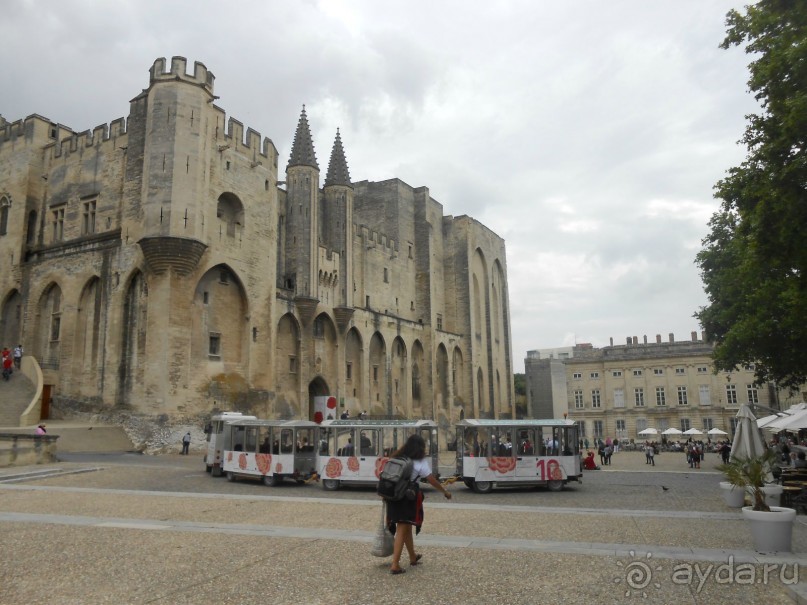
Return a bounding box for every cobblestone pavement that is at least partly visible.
[0,451,805,604]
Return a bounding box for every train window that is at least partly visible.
[382,428,398,457]
[517,429,535,455]
[231,426,246,451]
[359,430,377,455]
[336,429,354,456]
[259,427,271,453]
[297,428,314,452]
[319,429,332,454]
[280,429,294,453]
[489,429,513,456]
[244,427,259,453]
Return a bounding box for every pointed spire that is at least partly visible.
[288,105,318,170]
[324,128,352,187]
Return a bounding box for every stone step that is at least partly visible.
[0,372,36,426]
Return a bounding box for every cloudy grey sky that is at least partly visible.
[1,1,757,372]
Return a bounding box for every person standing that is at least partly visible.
[385,434,452,575]
[12,344,22,370]
[647,443,655,466]
[181,432,191,455]
[2,350,12,380]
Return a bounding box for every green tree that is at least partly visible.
[695,0,807,390]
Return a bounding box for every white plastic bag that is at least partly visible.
[371,501,394,557]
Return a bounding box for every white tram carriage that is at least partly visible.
[204,412,257,476]
[317,419,438,490]
[220,419,319,485]
[455,419,582,493]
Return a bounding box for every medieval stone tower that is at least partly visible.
[0,57,513,429]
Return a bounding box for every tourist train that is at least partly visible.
[205,413,582,492]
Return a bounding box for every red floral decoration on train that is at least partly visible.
[325,457,343,478]
[238,453,248,470]
[487,456,516,473]
[547,460,563,480]
[347,456,360,473]
[227,452,233,462]
[314,411,324,424]
[375,457,389,479]
[256,454,272,475]
[327,397,337,409]
[275,462,283,474]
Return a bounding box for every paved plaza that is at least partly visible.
[0,449,805,604]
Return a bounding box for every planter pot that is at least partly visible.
[741,506,796,553]
[720,481,746,508]
[746,484,783,508]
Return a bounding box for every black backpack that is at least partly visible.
[376,457,414,501]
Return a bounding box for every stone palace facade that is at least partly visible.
[0,57,514,426]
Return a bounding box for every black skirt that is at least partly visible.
[385,490,425,535]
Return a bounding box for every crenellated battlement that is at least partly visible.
[150,56,215,93]
[49,117,127,159]
[221,116,275,161]
[355,223,397,252]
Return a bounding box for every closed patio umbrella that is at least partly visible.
[730,404,766,461]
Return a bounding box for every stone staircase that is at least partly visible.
[0,371,36,427]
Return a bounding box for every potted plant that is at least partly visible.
[718,450,796,553]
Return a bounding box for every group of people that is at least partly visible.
[339,409,369,420]
[1,345,22,380]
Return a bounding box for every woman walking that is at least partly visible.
[385,434,452,574]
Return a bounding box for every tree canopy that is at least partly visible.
[696,0,807,390]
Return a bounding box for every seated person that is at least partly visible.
[794,451,807,469]
[360,432,373,455]
[259,438,271,454]
[342,438,355,456]
[583,451,599,470]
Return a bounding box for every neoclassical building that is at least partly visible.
[0,57,513,427]
[525,332,802,441]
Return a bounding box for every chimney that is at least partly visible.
[643,335,648,345]
[632,336,638,345]
[701,330,706,341]
[691,331,697,342]
[669,332,675,343]
[656,334,661,344]
[609,337,613,346]
[626,336,631,345]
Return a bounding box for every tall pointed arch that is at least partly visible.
[369,332,387,414]
[0,289,22,348]
[75,276,103,394]
[192,264,249,366]
[275,313,301,417]
[34,282,63,369]
[119,271,147,404]
[391,336,408,416]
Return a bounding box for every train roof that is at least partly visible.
[456,419,575,427]
[320,419,437,428]
[223,419,319,428]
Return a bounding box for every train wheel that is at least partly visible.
[226,471,236,482]
[263,474,279,487]
[205,465,212,473]
[323,479,340,491]
[472,480,493,494]
[548,480,564,492]
[463,479,473,489]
